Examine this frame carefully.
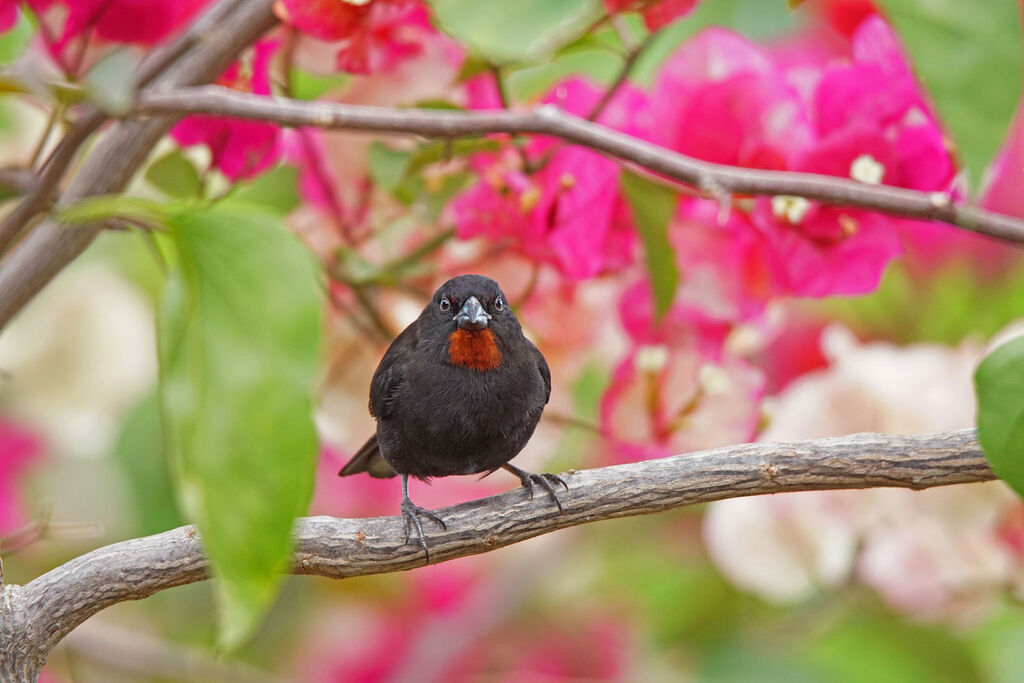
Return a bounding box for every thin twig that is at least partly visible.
[130,87,1024,246]
[542,411,601,433]
[587,32,655,121]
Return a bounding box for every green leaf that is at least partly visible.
[147,150,203,199]
[873,0,1023,189]
[229,166,301,214]
[288,67,350,101]
[406,138,501,174]
[619,171,679,318]
[368,141,413,193]
[85,48,137,116]
[805,611,984,683]
[157,203,321,647]
[57,194,169,226]
[456,54,490,82]
[428,0,599,64]
[114,393,184,536]
[975,335,1024,499]
[0,10,33,66]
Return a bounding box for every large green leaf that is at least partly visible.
[229,165,301,215]
[157,203,321,647]
[874,0,1023,189]
[146,150,202,199]
[975,335,1024,500]
[620,171,679,318]
[114,393,184,537]
[428,0,599,64]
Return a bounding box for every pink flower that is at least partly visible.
[284,128,350,234]
[277,0,437,74]
[0,420,42,534]
[171,40,282,181]
[672,199,782,319]
[812,0,879,39]
[600,338,765,462]
[600,280,764,461]
[0,0,18,32]
[275,0,373,41]
[651,18,955,298]
[604,0,700,30]
[29,0,210,56]
[452,78,646,280]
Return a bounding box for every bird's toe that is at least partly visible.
[400,499,446,563]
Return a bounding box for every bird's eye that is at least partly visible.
[439,297,451,312]
[493,296,504,311]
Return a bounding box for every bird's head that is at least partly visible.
[428,274,515,371]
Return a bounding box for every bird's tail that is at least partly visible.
[338,435,397,478]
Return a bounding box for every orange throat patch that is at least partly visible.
[448,328,502,371]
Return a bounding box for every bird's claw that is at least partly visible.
[518,471,569,513]
[400,497,446,562]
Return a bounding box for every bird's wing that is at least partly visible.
[368,321,418,419]
[530,340,551,405]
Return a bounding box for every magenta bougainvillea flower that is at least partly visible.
[603,0,701,30]
[0,0,18,32]
[651,16,955,298]
[453,77,646,280]
[276,0,437,74]
[0,419,41,534]
[28,0,209,54]
[171,40,282,181]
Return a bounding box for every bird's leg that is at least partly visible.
[400,473,446,562]
[501,463,568,513]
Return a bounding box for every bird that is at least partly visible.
[338,273,567,561]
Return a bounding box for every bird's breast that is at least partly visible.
[448,328,502,371]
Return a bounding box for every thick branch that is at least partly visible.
[0,0,279,331]
[131,87,1024,245]
[1,429,992,678]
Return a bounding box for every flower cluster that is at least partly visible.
[442,12,958,458]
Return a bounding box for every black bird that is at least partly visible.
[338,274,566,560]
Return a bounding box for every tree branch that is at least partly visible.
[129,86,1024,246]
[0,0,280,331]
[0,429,993,679]
[0,0,252,257]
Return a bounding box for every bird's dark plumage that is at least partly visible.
[338,274,565,560]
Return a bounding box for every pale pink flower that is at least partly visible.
[704,325,1024,622]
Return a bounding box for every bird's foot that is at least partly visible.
[400,497,447,562]
[504,464,568,513]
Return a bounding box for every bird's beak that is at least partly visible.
[454,296,490,331]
